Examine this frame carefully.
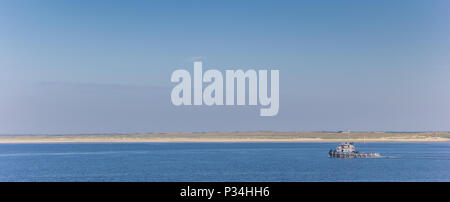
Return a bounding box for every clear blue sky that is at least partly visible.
[1,0,449,134]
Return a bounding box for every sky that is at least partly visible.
[0,0,449,134]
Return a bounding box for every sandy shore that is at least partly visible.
[0,132,448,143]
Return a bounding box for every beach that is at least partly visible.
[0,132,448,143]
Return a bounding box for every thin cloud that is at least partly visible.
[186,56,207,62]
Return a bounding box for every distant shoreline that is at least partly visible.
[0,132,448,143]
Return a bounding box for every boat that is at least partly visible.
[329,142,380,158]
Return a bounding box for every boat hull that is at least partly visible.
[329,150,380,158]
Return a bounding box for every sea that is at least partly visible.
[0,142,448,182]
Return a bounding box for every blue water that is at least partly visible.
[0,143,449,182]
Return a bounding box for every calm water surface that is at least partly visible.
[0,143,448,181]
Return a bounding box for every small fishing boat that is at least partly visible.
[329,142,380,158]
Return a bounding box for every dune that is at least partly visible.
[0,132,448,143]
